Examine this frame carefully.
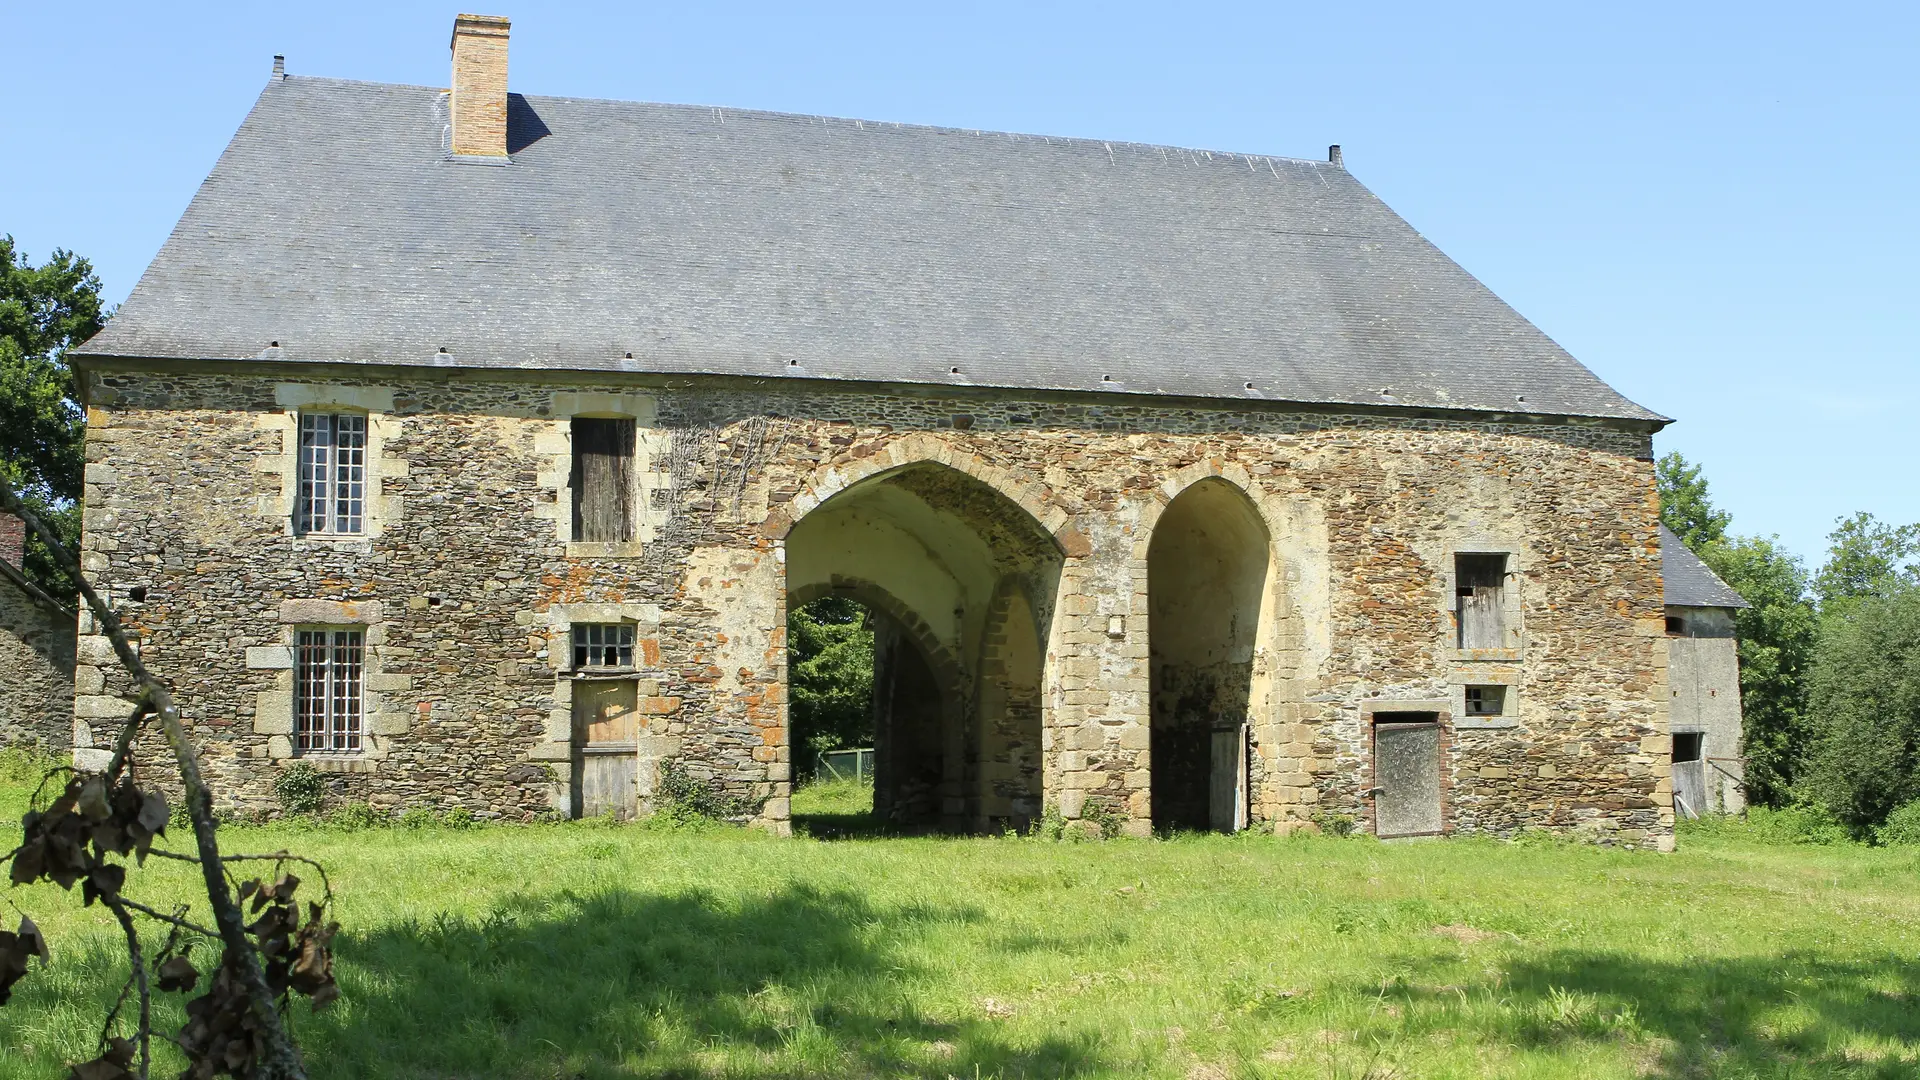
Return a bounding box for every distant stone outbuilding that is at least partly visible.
[65,15,1681,845]
[1660,526,1748,816]
[0,512,77,752]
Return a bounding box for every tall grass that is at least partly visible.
[2,769,1917,1077]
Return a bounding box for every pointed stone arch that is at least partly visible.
[780,451,1066,832]
[764,433,1074,548]
[1138,467,1330,832]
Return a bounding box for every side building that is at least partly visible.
[0,512,77,752]
[67,15,1677,845]
[1660,526,1748,815]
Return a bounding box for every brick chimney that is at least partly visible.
[0,510,24,569]
[450,14,511,157]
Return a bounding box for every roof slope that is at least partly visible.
[1661,526,1750,609]
[80,75,1663,422]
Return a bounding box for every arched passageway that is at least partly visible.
[1148,479,1270,832]
[784,462,1062,832]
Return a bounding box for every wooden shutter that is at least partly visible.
[571,418,635,542]
[1455,553,1507,649]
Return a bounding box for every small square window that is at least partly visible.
[573,623,636,670]
[1666,616,1687,636]
[1672,732,1703,763]
[1464,685,1506,717]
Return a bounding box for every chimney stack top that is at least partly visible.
[450,14,511,158]
[1328,145,1343,167]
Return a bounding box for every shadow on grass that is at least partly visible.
[303,883,1104,1079]
[1374,948,1920,1078]
[791,808,898,840]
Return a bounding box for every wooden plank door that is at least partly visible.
[1209,723,1248,833]
[573,680,639,820]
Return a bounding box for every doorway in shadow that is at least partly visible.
[1148,478,1270,833]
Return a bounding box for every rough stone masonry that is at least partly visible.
[62,14,1677,847]
[70,367,1672,846]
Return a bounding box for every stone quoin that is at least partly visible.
[59,14,1680,846]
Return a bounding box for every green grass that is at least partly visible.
[3,763,1918,1078]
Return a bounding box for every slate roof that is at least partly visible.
[1661,526,1749,609]
[78,75,1665,423]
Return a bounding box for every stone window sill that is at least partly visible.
[1454,718,1521,730]
[288,755,378,774]
[566,541,646,559]
[1450,648,1522,663]
[290,535,375,554]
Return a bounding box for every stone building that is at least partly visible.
[67,15,1677,844]
[1660,526,1748,815]
[0,512,77,751]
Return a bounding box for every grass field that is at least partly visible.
[2,766,1918,1079]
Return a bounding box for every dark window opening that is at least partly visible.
[1666,615,1687,636]
[573,623,636,670]
[1464,685,1506,717]
[1455,552,1508,649]
[571,417,636,542]
[1672,732,1704,763]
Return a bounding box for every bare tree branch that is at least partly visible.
[114,898,217,939]
[0,473,309,1080]
[103,897,153,1079]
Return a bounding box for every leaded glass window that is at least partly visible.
[297,413,367,535]
[296,629,363,753]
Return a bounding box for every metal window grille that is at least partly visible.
[1464,685,1506,717]
[296,629,363,753]
[573,623,635,669]
[297,413,367,534]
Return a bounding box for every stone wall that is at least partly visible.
[75,364,1671,845]
[0,562,77,752]
[1667,605,1745,814]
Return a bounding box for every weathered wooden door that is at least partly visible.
[1209,723,1248,832]
[1671,761,1707,818]
[573,680,638,820]
[1374,718,1442,838]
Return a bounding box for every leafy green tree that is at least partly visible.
[0,236,106,598]
[1701,535,1818,805]
[1812,512,1919,617]
[1801,580,1920,833]
[787,596,875,768]
[1656,450,1731,548]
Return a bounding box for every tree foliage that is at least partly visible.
[1700,535,1818,806]
[1801,580,1920,834]
[0,235,106,598]
[1812,512,1919,618]
[1656,451,1731,549]
[787,596,875,767]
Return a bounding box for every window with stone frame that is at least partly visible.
[296,412,368,535]
[1455,552,1509,649]
[1464,685,1507,717]
[573,622,636,671]
[570,417,636,542]
[295,628,364,753]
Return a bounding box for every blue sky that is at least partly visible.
[6,2,1914,567]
